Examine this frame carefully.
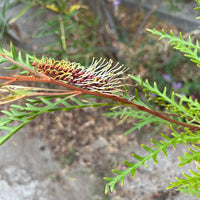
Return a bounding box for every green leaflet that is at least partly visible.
[105,107,168,135]
[0,43,38,74]
[10,4,31,24]
[0,96,71,145]
[178,145,200,167]
[129,75,200,125]
[104,121,200,194]
[167,168,200,197]
[104,127,186,194]
[147,28,200,68]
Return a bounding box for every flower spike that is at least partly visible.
[32,57,128,94]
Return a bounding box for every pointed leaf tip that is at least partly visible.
[10,42,17,60]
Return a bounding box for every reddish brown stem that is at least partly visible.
[1,75,199,131]
[0,53,49,79]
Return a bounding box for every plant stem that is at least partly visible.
[5,75,200,131]
[0,53,49,79]
[0,54,199,130]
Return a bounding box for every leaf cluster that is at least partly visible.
[0,94,115,145]
[147,28,200,68]
[130,75,200,125]
[104,2,200,197]
[0,42,37,73]
[104,128,200,195]
[105,74,200,136]
[167,167,200,197]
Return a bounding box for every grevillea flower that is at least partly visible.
[32,57,128,94]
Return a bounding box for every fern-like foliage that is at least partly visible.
[178,144,200,167]
[105,74,200,135]
[0,42,36,73]
[105,108,168,135]
[167,168,200,197]
[0,95,117,145]
[104,128,200,195]
[105,86,170,134]
[0,96,70,145]
[147,28,200,68]
[129,75,200,126]
[104,127,196,194]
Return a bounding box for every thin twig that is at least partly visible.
[0,53,49,79]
